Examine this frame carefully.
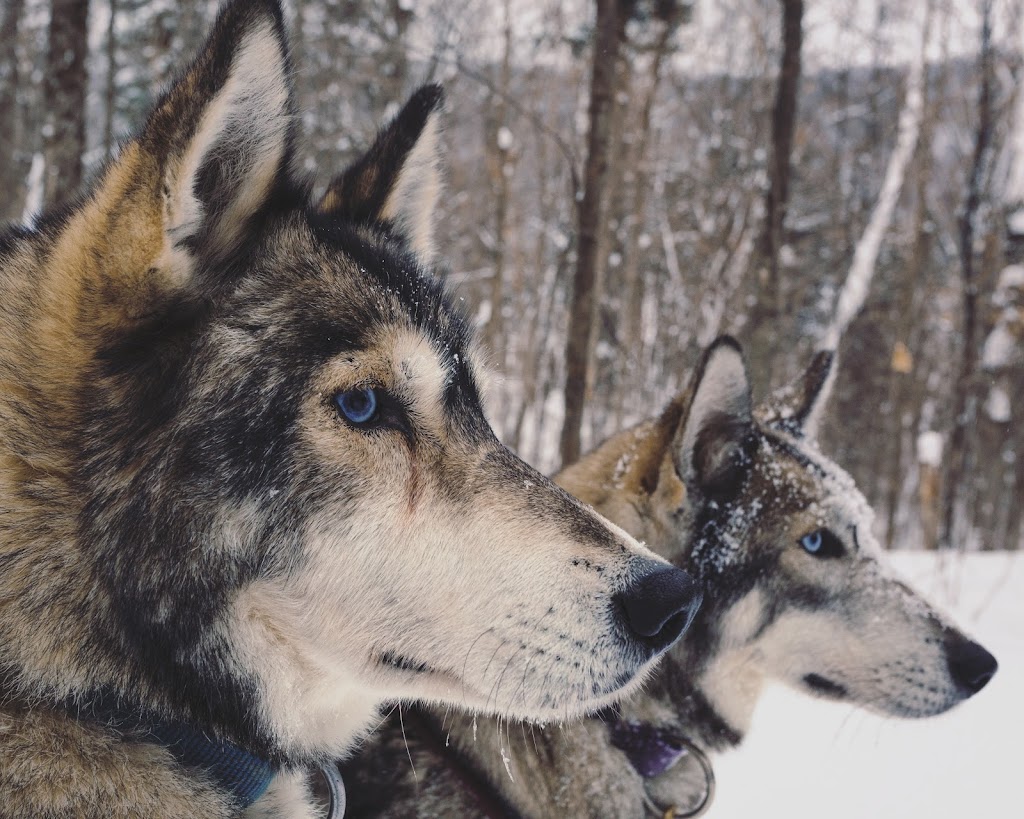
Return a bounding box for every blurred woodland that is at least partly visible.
[2,0,1021,551]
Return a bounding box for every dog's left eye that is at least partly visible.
[799,529,844,558]
[335,387,379,425]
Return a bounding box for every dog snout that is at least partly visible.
[615,562,703,654]
[945,634,998,696]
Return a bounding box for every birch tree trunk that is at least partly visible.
[822,4,932,350]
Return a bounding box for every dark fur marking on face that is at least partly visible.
[307,218,468,350]
[781,580,834,612]
[379,651,431,675]
[803,673,847,699]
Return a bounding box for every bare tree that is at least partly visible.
[43,0,90,206]
[941,0,996,551]
[743,0,803,393]
[102,0,117,159]
[823,4,932,350]
[560,0,635,467]
[613,5,685,427]
[482,0,515,362]
[0,0,26,221]
[759,0,804,306]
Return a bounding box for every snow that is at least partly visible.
[21,153,45,227]
[711,551,1024,819]
[916,431,944,467]
[996,264,1024,292]
[985,384,1012,424]
[496,126,514,152]
[1007,208,1024,236]
[981,324,1018,371]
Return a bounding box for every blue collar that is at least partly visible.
[71,696,276,808]
[140,719,277,807]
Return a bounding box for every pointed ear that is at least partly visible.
[673,336,755,500]
[793,349,836,438]
[317,84,445,262]
[135,0,294,287]
[760,349,836,439]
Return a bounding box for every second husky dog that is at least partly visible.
[0,2,701,816]
[343,337,998,818]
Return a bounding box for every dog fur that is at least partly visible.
[341,337,998,818]
[0,2,698,816]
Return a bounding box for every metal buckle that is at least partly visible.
[319,763,347,819]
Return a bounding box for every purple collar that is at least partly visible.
[609,720,692,778]
[609,719,716,817]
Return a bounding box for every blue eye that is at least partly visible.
[799,528,844,558]
[335,387,379,425]
[801,531,823,554]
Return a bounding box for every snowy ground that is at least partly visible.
[711,551,1023,818]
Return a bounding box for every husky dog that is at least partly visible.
[342,337,998,818]
[0,2,702,816]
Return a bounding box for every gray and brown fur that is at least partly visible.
[343,337,998,818]
[0,2,699,816]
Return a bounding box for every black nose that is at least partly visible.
[615,563,703,653]
[946,636,998,695]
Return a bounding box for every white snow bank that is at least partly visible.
[711,551,1024,818]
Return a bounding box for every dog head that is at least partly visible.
[561,337,996,737]
[0,0,700,761]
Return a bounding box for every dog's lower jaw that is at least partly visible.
[695,648,764,741]
[252,673,384,763]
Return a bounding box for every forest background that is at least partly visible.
[2,0,1022,555]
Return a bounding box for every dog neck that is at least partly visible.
[637,654,748,754]
[691,648,763,744]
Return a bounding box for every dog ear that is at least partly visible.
[316,84,445,262]
[86,0,294,308]
[760,349,836,439]
[793,349,836,438]
[673,336,754,500]
[146,0,294,282]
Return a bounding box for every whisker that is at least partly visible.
[462,626,496,707]
[398,704,418,783]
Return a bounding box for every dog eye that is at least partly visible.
[799,529,844,558]
[335,387,379,425]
